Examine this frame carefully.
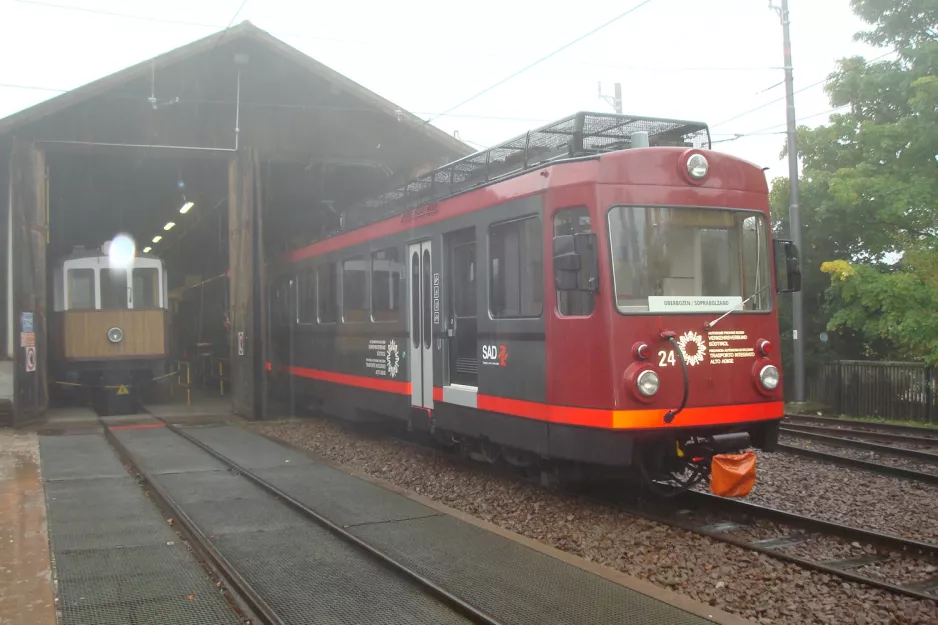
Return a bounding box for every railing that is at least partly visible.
[807,360,936,423]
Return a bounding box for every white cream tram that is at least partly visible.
[50,243,169,410]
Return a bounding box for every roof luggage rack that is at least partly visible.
[340,111,710,233]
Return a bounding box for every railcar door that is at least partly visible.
[446,229,478,388]
[408,242,433,408]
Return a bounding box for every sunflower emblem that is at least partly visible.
[386,339,400,378]
[677,331,707,367]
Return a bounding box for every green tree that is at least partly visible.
[777,0,938,368]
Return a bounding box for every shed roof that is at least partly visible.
[0,21,471,158]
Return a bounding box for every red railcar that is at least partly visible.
[268,113,801,490]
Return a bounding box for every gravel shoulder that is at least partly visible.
[250,417,938,625]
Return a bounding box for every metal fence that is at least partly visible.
[807,360,937,422]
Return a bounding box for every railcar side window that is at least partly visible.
[342,257,367,323]
[100,269,129,309]
[554,208,595,316]
[297,270,316,324]
[67,268,95,310]
[489,216,543,318]
[317,262,338,323]
[371,247,402,322]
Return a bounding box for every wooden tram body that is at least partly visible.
[266,113,802,484]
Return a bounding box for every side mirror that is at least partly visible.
[553,232,599,292]
[774,239,802,293]
[553,235,580,291]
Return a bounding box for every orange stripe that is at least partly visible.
[470,392,782,430]
[285,365,411,395]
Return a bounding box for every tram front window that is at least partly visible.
[607,206,771,314]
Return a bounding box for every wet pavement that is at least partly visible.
[0,430,55,625]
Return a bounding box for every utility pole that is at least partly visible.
[598,82,623,114]
[771,0,805,403]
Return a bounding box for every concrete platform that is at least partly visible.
[172,423,749,624]
[0,431,55,625]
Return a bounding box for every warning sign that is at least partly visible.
[21,312,34,333]
[116,385,130,396]
[20,332,35,347]
[24,346,36,372]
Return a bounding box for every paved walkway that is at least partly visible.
[0,431,55,625]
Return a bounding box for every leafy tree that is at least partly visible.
[775,0,938,369]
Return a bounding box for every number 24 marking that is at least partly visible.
[658,350,676,367]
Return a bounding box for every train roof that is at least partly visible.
[341,112,710,230]
[58,246,164,263]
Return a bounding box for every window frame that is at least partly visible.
[553,206,596,318]
[487,214,544,320]
[605,204,774,317]
[370,246,403,323]
[317,262,339,324]
[341,255,368,324]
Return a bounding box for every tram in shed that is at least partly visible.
[267,112,801,491]
[50,242,170,412]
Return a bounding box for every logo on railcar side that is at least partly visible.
[481,344,507,367]
[386,339,400,378]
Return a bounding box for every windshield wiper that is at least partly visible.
[704,283,772,330]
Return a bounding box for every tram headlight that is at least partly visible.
[637,370,660,397]
[107,326,124,344]
[758,364,779,391]
[686,153,709,180]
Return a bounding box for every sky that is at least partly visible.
[0,0,883,184]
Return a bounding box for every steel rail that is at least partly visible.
[784,414,938,437]
[160,420,503,625]
[780,427,938,462]
[595,489,938,603]
[102,424,285,625]
[781,422,938,446]
[777,442,938,485]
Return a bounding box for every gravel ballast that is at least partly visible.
[752,443,938,544]
[250,418,938,625]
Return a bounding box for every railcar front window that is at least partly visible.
[608,206,771,314]
[101,268,129,309]
[67,268,95,310]
[132,268,160,308]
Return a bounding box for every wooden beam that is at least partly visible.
[10,138,48,424]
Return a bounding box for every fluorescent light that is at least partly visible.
[152,235,162,243]
[179,201,194,214]
[143,247,152,253]
[163,222,176,231]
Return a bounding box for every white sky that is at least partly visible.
[1,0,881,183]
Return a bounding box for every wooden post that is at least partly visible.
[228,147,262,419]
[10,138,48,425]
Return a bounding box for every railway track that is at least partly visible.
[595,488,938,603]
[779,414,938,485]
[105,415,501,625]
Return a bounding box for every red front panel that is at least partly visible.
[544,149,784,428]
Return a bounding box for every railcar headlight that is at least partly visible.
[107,326,124,343]
[637,370,660,397]
[759,364,779,390]
[687,153,709,180]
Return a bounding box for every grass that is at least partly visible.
[785,404,938,430]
